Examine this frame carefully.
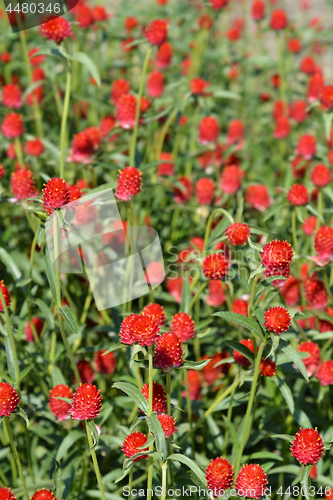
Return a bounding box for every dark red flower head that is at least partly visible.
[122,431,148,461]
[273,116,291,139]
[11,169,38,200]
[157,414,178,437]
[156,42,173,69]
[41,177,71,214]
[69,383,102,420]
[226,223,250,246]
[296,134,316,159]
[170,312,195,343]
[94,350,116,375]
[141,382,167,413]
[115,166,142,201]
[31,490,56,500]
[219,165,245,195]
[270,9,288,30]
[260,359,277,377]
[25,138,44,157]
[174,176,193,203]
[227,119,244,146]
[116,93,137,129]
[1,113,24,139]
[314,226,333,260]
[143,19,168,46]
[298,341,321,377]
[2,84,22,109]
[190,77,210,96]
[205,457,234,491]
[307,73,325,103]
[0,383,20,417]
[120,313,160,347]
[235,464,268,499]
[157,152,174,176]
[316,360,333,386]
[195,178,215,205]
[252,0,265,21]
[49,384,73,421]
[202,253,231,280]
[290,428,324,465]
[154,331,184,371]
[264,306,291,334]
[311,164,332,187]
[281,276,300,306]
[0,488,16,500]
[183,370,202,400]
[305,278,328,309]
[24,317,43,342]
[320,85,333,110]
[0,281,11,312]
[198,116,220,144]
[245,184,272,211]
[261,240,293,270]
[287,184,309,206]
[143,303,166,327]
[39,15,72,42]
[111,79,130,105]
[147,70,164,98]
[76,360,95,384]
[232,299,248,316]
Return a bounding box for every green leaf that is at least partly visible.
[130,344,144,368]
[263,201,289,222]
[211,89,241,100]
[279,339,309,381]
[207,217,230,246]
[87,420,99,450]
[29,48,69,60]
[323,112,333,141]
[249,451,283,461]
[300,464,313,500]
[182,359,211,370]
[102,343,124,355]
[0,247,22,280]
[43,246,57,303]
[222,415,239,456]
[167,454,207,488]
[223,340,254,363]
[272,375,295,414]
[22,80,46,100]
[146,413,165,455]
[306,204,324,222]
[5,336,19,383]
[0,371,15,384]
[266,334,280,359]
[34,298,54,329]
[56,431,85,461]
[54,397,73,405]
[180,275,191,314]
[59,305,79,336]
[53,460,66,500]
[271,433,294,443]
[16,407,29,428]
[72,52,101,87]
[247,237,263,252]
[18,364,34,384]
[112,382,149,414]
[213,311,264,340]
[51,366,66,386]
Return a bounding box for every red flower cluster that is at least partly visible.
[290,428,324,465]
[120,313,160,346]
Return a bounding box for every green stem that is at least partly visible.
[14,139,24,169]
[4,417,30,500]
[248,276,259,318]
[184,368,195,456]
[0,286,20,387]
[166,372,171,415]
[60,64,72,180]
[161,462,168,500]
[223,378,237,456]
[128,464,133,500]
[147,346,154,500]
[188,281,207,312]
[85,421,106,500]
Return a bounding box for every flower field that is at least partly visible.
[1,0,333,499]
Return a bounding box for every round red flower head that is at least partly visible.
[264,306,291,334]
[31,490,55,500]
[290,428,324,465]
[157,414,178,437]
[143,19,168,46]
[195,178,215,205]
[69,383,102,420]
[1,113,24,139]
[270,9,288,30]
[41,177,71,214]
[94,350,117,375]
[287,184,309,206]
[170,312,195,343]
[235,464,268,499]
[320,85,333,110]
[226,223,250,246]
[11,169,38,200]
[296,134,316,160]
[311,164,332,187]
[39,15,72,43]
[252,0,265,21]
[119,313,160,347]
[116,93,137,129]
[0,281,11,312]
[2,84,22,109]
[205,457,234,491]
[115,166,142,201]
[0,488,16,500]
[49,384,73,421]
[261,240,294,270]
[76,359,95,384]
[298,341,321,377]
[142,303,166,326]
[142,382,167,413]
[260,359,277,377]
[202,253,231,280]
[198,116,220,144]
[154,331,184,371]
[25,138,44,157]
[316,360,333,386]
[122,431,148,461]
[174,177,193,203]
[0,383,20,417]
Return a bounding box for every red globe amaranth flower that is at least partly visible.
[49,384,73,421]
[261,240,293,275]
[226,223,250,246]
[227,119,244,147]
[0,383,20,416]
[320,85,333,110]
[300,56,317,75]
[147,70,164,98]
[252,0,265,21]
[205,457,234,491]
[156,42,173,69]
[2,84,22,109]
[170,312,195,343]
[122,432,148,461]
[287,184,309,206]
[111,79,130,105]
[198,116,219,144]
[0,53,12,63]
[245,184,272,211]
[235,464,268,499]
[154,331,184,371]
[174,176,193,203]
[1,113,24,138]
[264,306,291,334]
[232,298,248,316]
[288,38,302,53]
[24,317,44,342]
[0,164,5,180]
[296,135,316,159]
[316,360,333,386]
[182,370,201,400]
[202,253,231,280]
[206,280,226,307]
[0,488,16,500]
[11,169,38,200]
[326,488,333,500]
[70,383,102,420]
[76,360,95,384]
[290,428,324,465]
[125,16,138,31]
[115,166,142,201]
[0,281,11,312]
[142,382,167,413]
[157,152,174,176]
[307,72,325,103]
[290,100,308,123]
[210,0,228,8]
[39,15,72,43]
[157,414,177,437]
[195,178,215,205]
[281,276,300,306]
[292,157,309,180]
[270,9,288,30]
[142,303,166,326]
[31,490,55,500]
[260,358,277,377]
[190,77,210,96]
[305,278,328,309]
[92,5,109,22]
[219,165,245,195]
[94,350,116,375]
[302,216,317,236]
[311,164,332,187]
[143,19,168,46]
[314,226,333,261]
[116,93,137,129]
[120,313,160,346]
[41,177,70,214]
[233,339,255,368]
[145,261,165,286]
[202,352,231,385]
[298,342,321,377]
[273,116,291,139]
[25,138,44,157]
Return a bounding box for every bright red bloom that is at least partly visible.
[205,457,234,491]
[143,303,166,327]
[261,240,293,272]
[314,225,333,262]
[305,278,328,309]
[206,280,226,307]
[170,312,195,343]
[0,53,12,63]
[233,339,255,368]
[147,70,164,98]
[24,317,43,342]
[11,169,38,200]
[190,77,210,95]
[287,184,309,206]
[296,135,316,159]
[273,116,291,139]
[111,79,130,105]
[39,15,72,42]
[183,370,201,400]
[227,27,241,41]
[157,414,178,437]
[219,165,245,194]
[70,131,95,164]
[157,152,174,176]
[2,84,22,109]
[226,223,250,246]
[115,166,142,201]
[1,113,24,139]
[232,298,248,316]
[270,9,288,30]
[252,0,265,21]
[116,93,137,129]
[26,86,43,107]
[154,331,184,371]
[288,38,302,53]
[75,4,94,28]
[320,85,333,110]
[174,176,192,203]
[264,306,291,334]
[76,360,95,384]
[0,164,5,180]
[311,164,332,187]
[281,276,300,305]
[94,350,116,375]
[142,382,167,413]
[290,100,308,123]
[166,276,184,303]
[92,5,109,22]
[245,184,272,211]
[290,428,324,465]
[227,119,244,146]
[0,281,11,312]
[209,0,228,8]
[125,16,138,31]
[300,56,317,75]
[302,216,317,236]
[235,464,268,499]
[122,431,148,461]
[298,342,321,377]
[31,490,55,500]
[195,178,215,205]
[260,359,277,377]
[0,488,16,500]
[316,360,333,386]
[100,115,117,141]
[25,138,44,157]
[202,352,231,385]
[70,383,102,420]
[292,157,309,180]
[49,384,73,421]
[202,253,231,280]
[143,19,168,46]
[0,383,20,416]
[41,177,71,214]
[326,488,333,499]
[198,116,219,144]
[198,14,214,29]
[307,73,325,103]
[156,42,173,69]
[119,313,160,347]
